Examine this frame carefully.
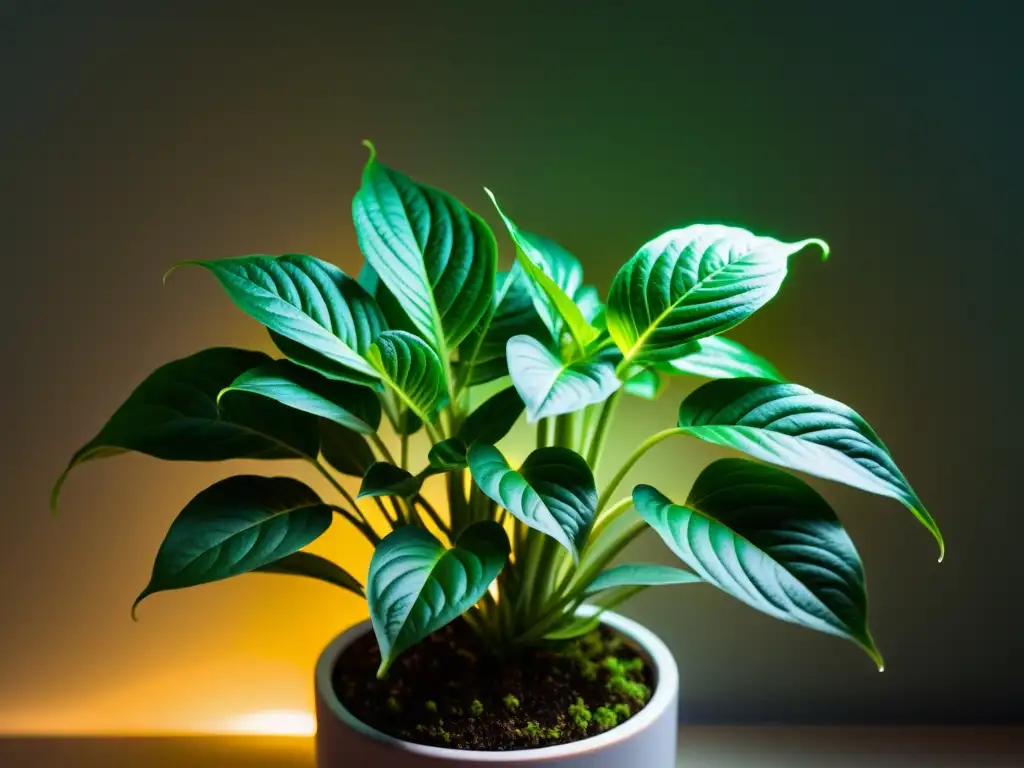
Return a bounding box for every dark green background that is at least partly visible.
[0,1,1018,729]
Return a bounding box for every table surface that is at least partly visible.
[1,728,1022,767]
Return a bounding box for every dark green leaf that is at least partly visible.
[395,409,424,436]
[582,563,701,596]
[352,143,498,358]
[677,377,943,559]
[467,444,596,561]
[507,335,620,422]
[358,462,423,500]
[661,336,784,381]
[170,254,385,386]
[53,348,319,511]
[368,331,449,423]
[606,226,827,366]
[133,475,333,616]
[319,420,376,477]
[253,551,364,597]
[457,386,525,446]
[220,359,381,434]
[634,459,883,668]
[368,521,510,676]
[428,439,468,471]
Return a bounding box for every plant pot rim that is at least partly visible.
[314,607,678,762]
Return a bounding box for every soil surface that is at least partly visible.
[333,620,655,751]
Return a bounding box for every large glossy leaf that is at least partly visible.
[662,336,784,381]
[458,385,525,445]
[467,444,596,561]
[253,551,364,597]
[352,143,497,359]
[633,460,883,668]
[358,462,423,500]
[606,225,828,366]
[485,189,600,353]
[133,476,333,616]
[677,377,943,558]
[457,268,551,388]
[367,521,509,676]
[506,335,620,423]
[53,348,319,511]
[582,563,701,596]
[319,420,376,477]
[170,254,385,386]
[367,331,449,423]
[220,359,381,434]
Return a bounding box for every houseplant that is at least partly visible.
[53,143,942,767]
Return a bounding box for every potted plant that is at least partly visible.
[53,143,942,767]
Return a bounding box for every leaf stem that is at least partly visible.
[595,427,682,513]
[370,433,398,465]
[415,495,451,540]
[585,391,622,473]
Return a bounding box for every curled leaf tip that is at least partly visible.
[361,139,377,163]
[162,260,199,285]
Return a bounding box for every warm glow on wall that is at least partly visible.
[222,709,316,736]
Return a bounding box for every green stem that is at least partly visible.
[536,418,550,449]
[330,507,381,545]
[399,433,409,470]
[415,495,451,539]
[585,391,622,474]
[595,427,682,513]
[370,433,398,466]
[311,459,369,526]
[374,497,399,529]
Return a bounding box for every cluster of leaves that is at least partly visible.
[54,142,941,683]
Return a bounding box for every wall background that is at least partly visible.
[0,1,1018,733]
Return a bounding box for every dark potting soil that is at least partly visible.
[333,620,654,751]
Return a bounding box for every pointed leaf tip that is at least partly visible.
[361,139,377,163]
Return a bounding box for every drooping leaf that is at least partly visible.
[319,420,377,477]
[253,551,364,597]
[395,409,424,436]
[484,189,600,353]
[633,460,883,668]
[220,359,382,434]
[467,444,596,561]
[506,335,620,423]
[352,143,498,359]
[677,377,943,558]
[367,331,449,423]
[661,336,784,381]
[606,225,828,366]
[457,385,526,446]
[456,268,552,388]
[582,563,701,596]
[358,462,423,500]
[428,439,469,471]
[367,521,510,676]
[52,348,319,511]
[170,254,385,386]
[623,368,666,400]
[133,476,333,616]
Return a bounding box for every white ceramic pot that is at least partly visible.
[314,609,679,767]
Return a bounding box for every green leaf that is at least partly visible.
[467,444,596,561]
[633,460,883,669]
[368,331,449,423]
[582,563,701,596]
[428,439,469,471]
[484,189,600,354]
[606,225,828,366]
[170,254,385,386]
[506,335,620,423]
[52,348,319,512]
[253,551,364,597]
[319,420,376,477]
[395,409,424,436]
[133,476,333,616]
[368,521,510,676]
[543,612,603,641]
[457,385,526,446]
[677,378,943,559]
[352,143,498,359]
[574,284,604,326]
[220,359,382,434]
[623,368,666,400]
[358,462,423,500]
[661,336,784,381]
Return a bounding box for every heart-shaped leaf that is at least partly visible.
[220,359,382,434]
[358,462,423,500]
[661,336,784,381]
[253,551,364,597]
[467,444,596,561]
[170,254,385,386]
[352,143,497,361]
[623,368,665,400]
[606,225,828,366]
[507,335,620,423]
[633,460,883,668]
[677,377,943,559]
[457,385,525,446]
[368,331,449,423]
[319,420,377,477]
[52,348,319,511]
[582,563,701,596]
[368,521,510,676]
[133,475,333,616]
[485,190,600,353]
